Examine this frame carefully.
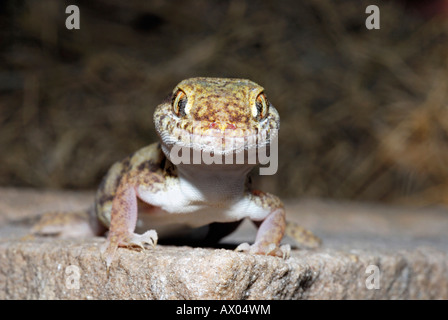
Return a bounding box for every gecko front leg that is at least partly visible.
[236,191,290,259]
[102,174,158,270]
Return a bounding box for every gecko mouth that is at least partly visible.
[158,125,278,156]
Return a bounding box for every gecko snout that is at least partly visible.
[209,122,237,131]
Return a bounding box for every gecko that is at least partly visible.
[32,77,321,269]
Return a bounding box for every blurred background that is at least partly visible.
[1,0,448,207]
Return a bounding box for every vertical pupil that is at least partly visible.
[256,100,263,115]
[256,94,266,119]
[178,95,186,110]
[173,91,187,116]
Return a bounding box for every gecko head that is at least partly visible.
[154,77,280,164]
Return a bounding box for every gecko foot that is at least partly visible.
[235,242,291,259]
[101,229,158,272]
[127,230,158,250]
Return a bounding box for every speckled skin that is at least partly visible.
[32,78,321,269]
[153,78,279,156]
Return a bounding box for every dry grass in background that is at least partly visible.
[0,0,447,206]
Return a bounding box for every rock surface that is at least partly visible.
[0,187,447,299]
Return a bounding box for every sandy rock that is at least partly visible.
[0,188,447,299]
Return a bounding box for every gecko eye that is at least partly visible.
[172,89,187,117]
[255,92,269,120]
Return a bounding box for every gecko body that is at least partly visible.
[33,77,321,269]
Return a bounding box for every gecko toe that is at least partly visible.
[235,242,251,253]
[280,244,291,259]
[128,229,158,249]
[235,242,290,259]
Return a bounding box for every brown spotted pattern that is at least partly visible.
[95,142,176,228]
[285,221,322,249]
[248,189,284,212]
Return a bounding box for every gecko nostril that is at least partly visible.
[209,122,219,129]
[226,123,236,130]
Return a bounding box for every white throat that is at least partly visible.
[176,163,253,204]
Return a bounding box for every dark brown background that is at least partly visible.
[1,0,448,206]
